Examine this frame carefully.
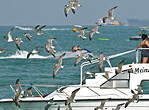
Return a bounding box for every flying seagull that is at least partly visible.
[78,26,88,40]
[4,27,14,42]
[94,99,110,110]
[74,52,87,66]
[26,87,33,97]
[45,38,56,57]
[102,6,118,24]
[102,71,109,80]
[15,37,23,50]
[98,52,104,72]
[115,59,125,74]
[89,25,100,40]
[112,103,125,110]
[35,25,46,35]
[65,88,80,109]
[108,6,118,20]
[64,0,74,17]
[24,33,32,40]
[13,79,22,108]
[52,53,66,78]
[71,0,80,14]
[27,47,40,59]
[125,90,139,108]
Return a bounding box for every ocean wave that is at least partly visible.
[15,26,33,31]
[0,50,95,59]
[43,28,71,31]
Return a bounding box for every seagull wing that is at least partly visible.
[35,25,40,31]
[102,17,109,23]
[38,25,46,31]
[89,30,94,40]
[27,52,32,59]
[108,6,118,17]
[69,88,80,101]
[52,64,60,78]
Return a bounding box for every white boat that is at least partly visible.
[1,48,149,110]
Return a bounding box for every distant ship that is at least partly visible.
[127,18,149,26]
[96,18,121,26]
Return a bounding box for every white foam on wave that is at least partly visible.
[0,50,95,59]
[43,28,71,31]
[15,26,33,31]
[0,51,49,59]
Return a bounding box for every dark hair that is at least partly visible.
[142,34,148,40]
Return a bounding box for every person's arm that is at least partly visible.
[137,40,145,48]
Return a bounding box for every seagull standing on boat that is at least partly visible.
[98,52,104,72]
[52,53,66,78]
[4,27,14,42]
[65,88,80,109]
[45,38,56,57]
[35,25,46,35]
[13,79,22,108]
[15,37,23,50]
[89,25,100,40]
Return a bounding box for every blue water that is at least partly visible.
[0,25,148,101]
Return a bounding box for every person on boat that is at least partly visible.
[137,34,149,63]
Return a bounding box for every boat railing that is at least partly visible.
[80,49,138,85]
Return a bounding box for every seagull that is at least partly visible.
[0,48,5,53]
[108,6,118,20]
[13,79,22,108]
[112,103,125,110]
[27,47,40,59]
[125,90,139,108]
[44,98,56,110]
[102,71,109,80]
[78,27,88,40]
[135,84,143,94]
[98,52,104,72]
[71,0,80,14]
[65,88,80,109]
[35,25,46,35]
[115,59,125,74]
[4,27,14,42]
[52,53,66,78]
[45,38,56,57]
[24,33,32,40]
[74,52,87,66]
[89,25,100,40]
[102,6,118,24]
[94,99,109,110]
[15,37,23,50]
[64,0,74,17]
[26,87,33,97]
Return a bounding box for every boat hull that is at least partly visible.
[1,100,149,110]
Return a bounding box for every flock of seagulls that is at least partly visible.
[5,0,141,110]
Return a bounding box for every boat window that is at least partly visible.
[100,72,130,88]
[141,80,149,94]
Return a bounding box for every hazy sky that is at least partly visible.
[0,0,149,25]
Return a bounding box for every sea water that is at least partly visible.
[0,25,148,109]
